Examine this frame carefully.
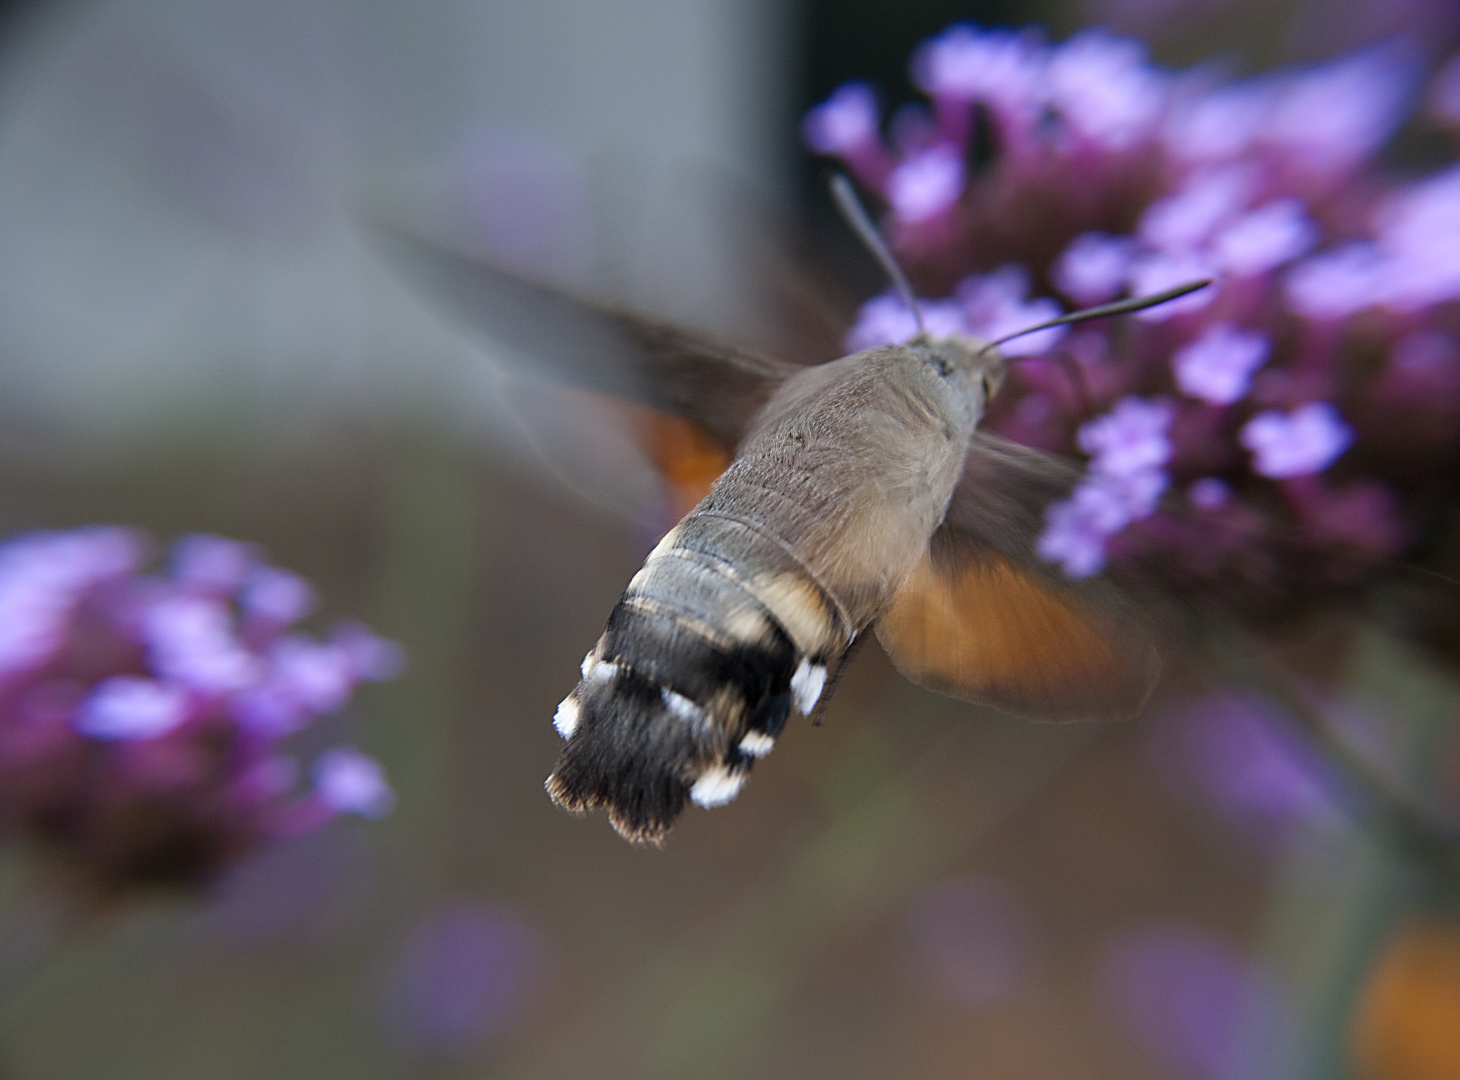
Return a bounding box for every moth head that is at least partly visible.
[922,335,1007,406]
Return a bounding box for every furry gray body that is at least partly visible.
[547,341,992,842]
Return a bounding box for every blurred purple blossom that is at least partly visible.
[1039,398,1172,577]
[1077,397,1174,475]
[1188,477,1231,509]
[381,904,548,1054]
[808,24,1460,607]
[886,144,964,224]
[1054,232,1139,305]
[0,527,400,895]
[1213,199,1318,277]
[1103,925,1292,1080]
[1147,692,1335,831]
[1173,325,1269,405]
[1045,30,1165,150]
[901,877,1033,1008]
[1261,46,1418,180]
[1240,403,1353,478]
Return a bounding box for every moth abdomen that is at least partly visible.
[546,512,843,843]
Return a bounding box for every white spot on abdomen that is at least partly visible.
[553,696,580,739]
[660,687,703,724]
[689,765,747,807]
[791,659,828,715]
[738,731,775,757]
[583,659,618,685]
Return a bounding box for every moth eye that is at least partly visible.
[981,374,996,400]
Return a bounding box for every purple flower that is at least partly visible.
[1139,166,1256,253]
[1262,45,1417,179]
[1213,198,1318,277]
[242,566,315,625]
[843,293,968,350]
[77,677,190,740]
[1037,498,1112,578]
[1053,232,1139,305]
[1103,925,1292,1080]
[1046,30,1166,149]
[802,82,881,156]
[911,24,1045,114]
[146,595,261,693]
[1077,397,1174,475]
[1164,80,1278,163]
[1173,324,1270,405]
[886,143,964,224]
[846,293,920,351]
[172,534,255,593]
[0,532,137,681]
[1188,477,1231,509]
[1148,692,1334,829]
[0,527,401,895]
[314,748,394,819]
[1241,403,1353,478]
[1037,468,1168,577]
[807,24,1460,607]
[959,267,1066,355]
[1371,165,1460,310]
[1284,242,1384,319]
[1126,251,1219,320]
[381,905,547,1054]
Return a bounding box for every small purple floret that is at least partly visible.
[802,83,881,156]
[912,24,1045,113]
[1173,324,1269,405]
[1139,166,1256,253]
[1240,403,1353,478]
[1046,30,1165,149]
[77,677,189,740]
[172,534,256,593]
[1039,398,1173,575]
[1263,45,1417,178]
[1213,199,1317,277]
[1053,232,1138,305]
[1127,251,1219,320]
[1284,242,1383,319]
[1077,396,1174,475]
[1188,478,1231,509]
[243,566,316,625]
[887,144,964,224]
[314,747,394,819]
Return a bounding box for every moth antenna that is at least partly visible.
[981,280,1213,356]
[829,173,926,340]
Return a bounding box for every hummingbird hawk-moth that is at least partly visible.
[383,183,1203,845]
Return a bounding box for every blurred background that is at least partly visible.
[0,0,1457,1078]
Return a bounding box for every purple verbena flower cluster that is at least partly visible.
[0,527,400,895]
[808,26,1460,611]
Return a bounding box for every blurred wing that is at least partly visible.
[876,434,1161,721]
[677,166,859,367]
[376,226,801,452]
[503,381,732,523]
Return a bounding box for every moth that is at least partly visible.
[383,179,1204,844]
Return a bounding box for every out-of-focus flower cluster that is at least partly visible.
[0,527,400,895]
[807,26,1460,622]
